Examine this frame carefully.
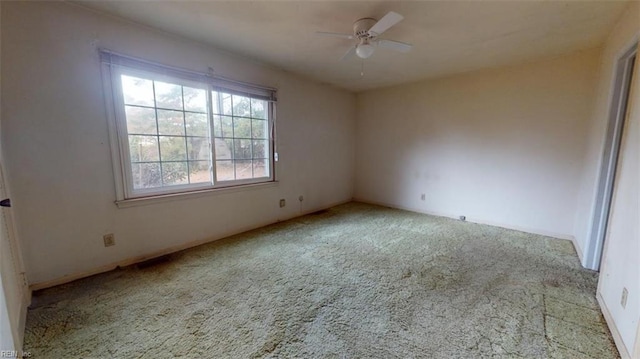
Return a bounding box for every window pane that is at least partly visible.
[189,161,211,184]
[183,87,207,113]
[252,140,269,159]
[232,95,250,117]
[187,137,210,161]
[234,139,252,159]
[235,160,252,179]
[220,116,233,138]
[186,113,209,137]
[212,115,222,138]
[132,162,161,189]
[251,119,267,139]
[128,135,159,162]
[253,159,269,178]
[159,136,187,161]
[216,160,235,181]
[155,81,183,110]
[125,106,157,135]
[121,75,154,107]
[214,139,233,160]
[251,98,268,120]
[162,162,188,186]
[233,117,251,138]
[157,110,185,136]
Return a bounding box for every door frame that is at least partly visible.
[0,161,28,352]
[585,43,637,271]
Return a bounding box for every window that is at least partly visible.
[102,51,276,201]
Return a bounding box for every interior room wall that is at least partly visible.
[355,49,600,239]
[0,1,356,286]
[573,2,639,356]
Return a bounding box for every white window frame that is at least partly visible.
[100,50,277,204]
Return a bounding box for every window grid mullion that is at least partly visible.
[231,95,237,180]
[218,92,228,181]
[133,160,203,164]
[181,86,191,184]
[249,99,254,178]
[208,87,217,184]
[124,103,206,116]
[152,80,164,186]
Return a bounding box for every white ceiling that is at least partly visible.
[77,1,629,92]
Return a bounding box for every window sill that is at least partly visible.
[115,181,279,209]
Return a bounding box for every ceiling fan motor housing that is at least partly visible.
[353,18,377,39]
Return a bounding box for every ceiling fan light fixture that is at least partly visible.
[355,40,375,59]
[317,11,411,61]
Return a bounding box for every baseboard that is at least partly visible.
[29,198,352,291]
[299,198,352,216]
[571,236,585,264]
[597,292,631,358]
[353,198,574,241]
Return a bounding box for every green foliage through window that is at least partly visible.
[120,74,272,191]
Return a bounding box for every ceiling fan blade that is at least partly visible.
[368,11,404,37]
[340,46,356,61]
[316,31,354,40]
[377,39,412,53]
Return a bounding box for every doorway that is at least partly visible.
[585,43,637,271]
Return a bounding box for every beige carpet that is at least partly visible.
[24,202,618,358]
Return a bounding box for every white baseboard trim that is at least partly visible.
[571,236,585,264]
[353,198,574,241]
[597,292,631,358]
[29,198,352,291]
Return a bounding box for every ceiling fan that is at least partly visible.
[317,11,412,60]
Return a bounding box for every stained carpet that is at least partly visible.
[24,202,619,358]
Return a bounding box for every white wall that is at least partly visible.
[573,2,640,356]
[0,2,355,286]
[355,49,600,239]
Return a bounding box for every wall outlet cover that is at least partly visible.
[279,199,286,208]
[103,233,115,247]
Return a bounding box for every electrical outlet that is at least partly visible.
[621,287,628,308]
[299,195,304,202]
[421,194,426,201]
[103,233,115,247]
[279,199,286,208]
